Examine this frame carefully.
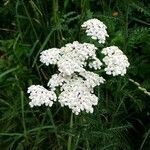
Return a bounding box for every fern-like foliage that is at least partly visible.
[130,1,150,17]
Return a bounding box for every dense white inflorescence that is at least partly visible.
[29,40,105,114]
[81,18,109,44]
[47,73,74,91]
[79,71,105,88]
[27,85,56,107]
[40,48,61,65]
[57,55,85,76]
[88,57,102,70]
[27,18,129,115]
[40,41,98,76]
[59,85,97,115]
[102,46,130,76]
[47,72,105,114]
[58,77,98,115]
[48,72,105,91]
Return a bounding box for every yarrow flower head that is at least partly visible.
[48,72,105,92]
[40,41,100,76]
[27,85,56,107]
[88,57,103,70]
[81,18,109,44]
[58,79,98,115]
[27,18,129,115]
[40,48,61,65]
[79,71,105,88]
[102,46,130,76]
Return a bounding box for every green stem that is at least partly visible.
[124,3,129,51]
[47,108,60,147]
[52,0,63,46]
[22,0,38,40]
[21,91,28,143]
[67,112,73,150]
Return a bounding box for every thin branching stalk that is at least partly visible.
[67,112,73,150]
[129,78,150,96]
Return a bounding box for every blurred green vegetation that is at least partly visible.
[0,0,150,149]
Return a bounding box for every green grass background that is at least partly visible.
[0,0,150,149]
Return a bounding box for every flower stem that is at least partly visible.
[47,108,60,148]
[67,112,73,150]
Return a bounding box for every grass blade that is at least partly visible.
[0,67,18,79]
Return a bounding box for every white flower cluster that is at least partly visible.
[58,78,98,115]
[47,72,105,115]
[40,41,102,76]
[43,42,105,114]
[28,40,105,114]
[28,18,130,115]
[88,58,103,70]
[40,48,61,65]
[27,85,56,107]
[81,18,109,44]
[102,46,130,76]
